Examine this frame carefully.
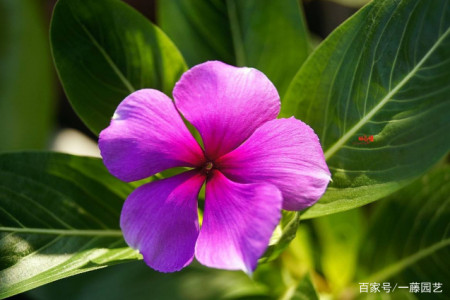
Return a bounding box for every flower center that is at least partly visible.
[201,161,215,176]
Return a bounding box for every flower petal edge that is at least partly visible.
[195,170,282,274]
[120,171,205,272]
[99,89,204,182]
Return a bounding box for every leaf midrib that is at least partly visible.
[0,226,123,237]
[69,5,135,94]
[324,26,450,161]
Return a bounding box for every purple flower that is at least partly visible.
[99,61,330,273]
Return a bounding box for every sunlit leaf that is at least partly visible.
[159,0,310,96]
[51,0,186,135]
[0,152,141,299]
[283,0,450,218]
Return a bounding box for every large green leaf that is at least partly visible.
[0,0,55,151]
[158,0,310,96]
[354,166,450,299]
[0,152,140,299]
[28,261,268,300]
[50,0,186,135]
[282,0,450,218]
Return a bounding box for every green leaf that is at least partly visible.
[50,0,187,135]
[0,152,140,299]
[259,211,300,263]
[0,0,55,151]
[356,166,450,290]
[28,261,268,300]
[282,0,450,218]
[324,0,370,8]
[282,273,319,300]
[158,0,310,96]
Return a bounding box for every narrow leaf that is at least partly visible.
[0,152,140,299]
[282,0,450,218]
[50,0,187,135]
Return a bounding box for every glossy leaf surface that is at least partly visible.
[51,0,186,135]
[283,0,450,218]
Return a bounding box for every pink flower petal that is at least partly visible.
[195,171,282,273]
[173,61,280,159]
[120,171,205,272]
[217,118,331,211]
[99,89,204,182]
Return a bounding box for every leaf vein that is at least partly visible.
[70,8,135,93]
[324,26,450,160]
